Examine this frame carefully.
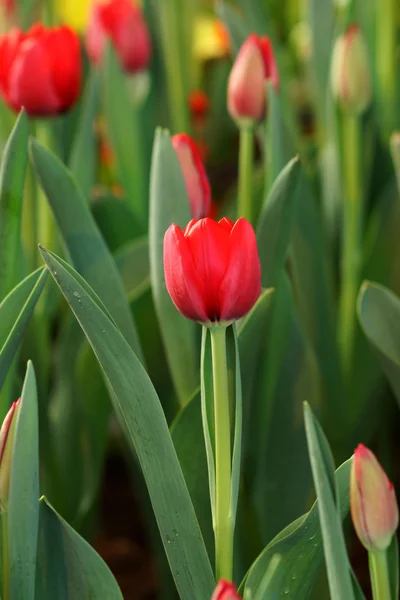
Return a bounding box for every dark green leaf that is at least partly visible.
[8,361,39,600]
[114,236,150,301]
[39,247,215,599]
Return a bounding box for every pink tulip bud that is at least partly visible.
[351,444,399,551]
[330,24,372,114]
[227,34,278,123]
[171,133,211,219]
[86,0,151,73]
[0,399,20,508]
[211,580,241,600]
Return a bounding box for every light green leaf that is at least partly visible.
[29,138,143,362]
[0,110,29,298]
[35,497,123,599]
[114,236,150,301]
[216,2,249,54]
[358,281,400,408]
[69,70,100,200]
[0,268,48,393]
[8,361,39,600]
[149,129,198,405]
[304,403,355,600]
[39,247,215,599]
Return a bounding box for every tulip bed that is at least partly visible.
[0,0,400,599]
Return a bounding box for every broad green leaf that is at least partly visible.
[69,70,100,200]
[92,193,142,252]
[149,129,198,405]
[304,404,354,599]
[39,247,215,599]
[265,84,291,194]
[290,172,345,434]
[242,459,352,599]
[358,282,400,408]
[35,497,123,599]
[103,45,146,225]
[8,361,39,600]
[29,138,143,362]
[257,157,301,287]
[0,110,29,298]
[0,268,48,393]
[114,236,150,301]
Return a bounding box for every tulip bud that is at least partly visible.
[0,399,20,509]
[0,25,81,117]
[350,444,399,551]
[211,580,241,600]
[86,0,151,73]
[164,217,261,325]
[227,34,278,123]
[189,90,210,120]
[171,134,211,219]
[330,25,372,115]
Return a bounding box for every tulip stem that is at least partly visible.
[369,550,391,600]
[338,113,362,378]
[210,326,233,581]
[238,124,254,224]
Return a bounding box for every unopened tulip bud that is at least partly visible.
[164,217,261,325]
[171,134,211,219]
[351,444,399,551]
[86,0,151,73]
[330,25,372,115]
[211,580,241,600]
[227,34,278,123]
[0,399,20,509]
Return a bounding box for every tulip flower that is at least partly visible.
[330,24,372,115]
[188,90,210,120]
[227,33,278,123]
[164,217,261,325]
[351,444,399,552]
[86,0,151,73]
[0,399,20,508]
[0,25,81,117]
[211,580,241,600]
[171,134,211,219]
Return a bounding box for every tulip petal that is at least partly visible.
[219,218,261,321]
[0,28,23,101]
[7,38,61,115]
[164,225,209,323]
[46,26,82,111]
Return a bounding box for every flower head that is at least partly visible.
[164,217,261,325]
[172,133,211,219]
[350,444,399,551]
[227,33,278,123]
[211,580,241,600]
[0,399,20,508]
[86,0,151,73]
[0,25,81,117]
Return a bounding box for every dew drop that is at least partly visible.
[308,533,316,540]
[73,291,80,298]
[284,587,290,595]
[166,535,171,544]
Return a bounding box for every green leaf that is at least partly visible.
[387,534,399,599]
[39,247,215,599]
[242,459,352,599]
[257,157,301,287]
[265,85,291,194]
[304,403,355,599]
[8,361,39,600]
[216,2,249,54]
[0,268,48,393]
[16,0,36,29]
[114,236,150,301]
[35,497,123,599]
[358,281,400,408]
[29,138,143,362]
[92,194,141,252]
[0,110,29,298]
[149,129,198,405]
[69,70,100,200]
[102,45,146,226]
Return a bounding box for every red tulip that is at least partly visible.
[164,217,261,324]
[0,25,81,117]
[351,444,399,551]
[227,34,278,122]
[211,580,241,600]
[0,398,20,507]
[86,0,151,73]
[171,133,211,219]
[188,89,210,119]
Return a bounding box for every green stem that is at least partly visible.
[35,120,55,254]
[338,113,362,377]
[377,0,396,135]
[2,511,9,600]
[369,550,391,600]
[210,326,233,581]
[238,125,254,224]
